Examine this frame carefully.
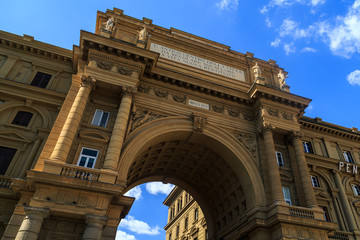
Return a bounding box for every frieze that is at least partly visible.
[235,132,257,159]
[117,65,133,76]
[96,61,113,71]
[131,109,164,132]
[228,108,240,117]
[172,94,186,103]
[282,111,294,121]
[212,104,224,113]
[138,84,150,93]
[154,88,168,98]
[267,107,279,117]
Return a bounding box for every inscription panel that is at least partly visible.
[150,43,245,81]
[188,99,209,110]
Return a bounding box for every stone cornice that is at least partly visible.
[0,30,72,65]
[300,116,360,142]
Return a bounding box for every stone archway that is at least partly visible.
[117,116,266,239]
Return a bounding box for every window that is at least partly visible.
[352,184,360,196]
[177,197,182,212]
[303,141,314,153]
[0,146,17,175]
[30,72,52,88]
[343,151,354,163]
[176,225,179,237]
[276,151,284,167]
[77,148,99,168]
[310,175,320,187]
[282,187,292,205]
[170,206,175,220]
[184,217,188,230]
[12,111,33,127]
[92,109,110,127]
[322,206,331,222]
[194,208,199,220]
[169,233,172,240]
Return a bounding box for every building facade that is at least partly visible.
[164,188,208,240]
[0,7,360,240]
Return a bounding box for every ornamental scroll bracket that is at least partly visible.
[235,131,258,159]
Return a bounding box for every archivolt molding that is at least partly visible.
[119,116,266,206]
[0,100,51,128]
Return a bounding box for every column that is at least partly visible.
[292,131,318,207]
[332,193,346,230]
[262,124,284,203]
[50,75,95,162]
[15,207,49,240]
[82,214,108,240]
[332,170,357,231]
[103,87,135,171]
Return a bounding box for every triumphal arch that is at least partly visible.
[1,7,360,240]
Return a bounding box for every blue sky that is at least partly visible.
[1,0,360,239]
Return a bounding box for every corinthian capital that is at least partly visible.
[80,74,96,88]
[291,130,304,140]
[122,86,137,97]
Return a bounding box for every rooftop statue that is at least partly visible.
[105,17,115,31]
[252,62,261,79]
[138,26,149,42]
[277,69,288,90]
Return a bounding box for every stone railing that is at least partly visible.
[289,206,314,219]
[60,166,100,181]
[0,175,12,189]
[328,231,350,240]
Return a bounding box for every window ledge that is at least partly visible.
[4,123,32,132]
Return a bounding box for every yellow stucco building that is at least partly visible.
[0,7,360,240]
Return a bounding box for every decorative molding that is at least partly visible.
[212,104,224,113]
[130,109,163,132]
[282,111,293,121]
[80,74,96,88]
[154,88,168,98]
[267,107,279,117]
[172,94,186,103]
[228,108,240,117]
[96,60,113,71]
[235,132,257,159]
[122,86,137,97]
[137,84,150,93]
[118,65,133,76]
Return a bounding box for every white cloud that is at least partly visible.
[347,70,360,86]
[116,230,136,240]
[280,19,298,37]
[119,216,160,235]
[124,186,142,200]
[307,103,314,111]
[266,17,272,27]
[271,38,281,47]
[301,47,317,52]
[311,0,325,6]
[216,0,239,10]
[146,182,174,195]
[316,1,360,58]
[284,42,296,55]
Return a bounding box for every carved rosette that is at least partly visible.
[192,114,207,133]
[172,94,186,103]
[212,104,224,113]
[282,111,293,121]
[235,132,257,158]
[154,88,168,98]
[96,61,113,71]
[80,74,96,88]
[138,84,150,93]
[267,107,279,117]
[228,108,240,117]
[130,109,163,132]
[118,66,133,76]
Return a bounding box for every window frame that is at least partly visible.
[352,184,360,196]
[11,111,33,127]
[30,71,53,88]
[276,151,284,167]
[91,109,110,128]
[282,187,292,205]
[303,141,314,153]
[77,147,99,169]
[343,151,354,163]
[0,146,17,175]
[194,207,199,221]
[310,175,320,188]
